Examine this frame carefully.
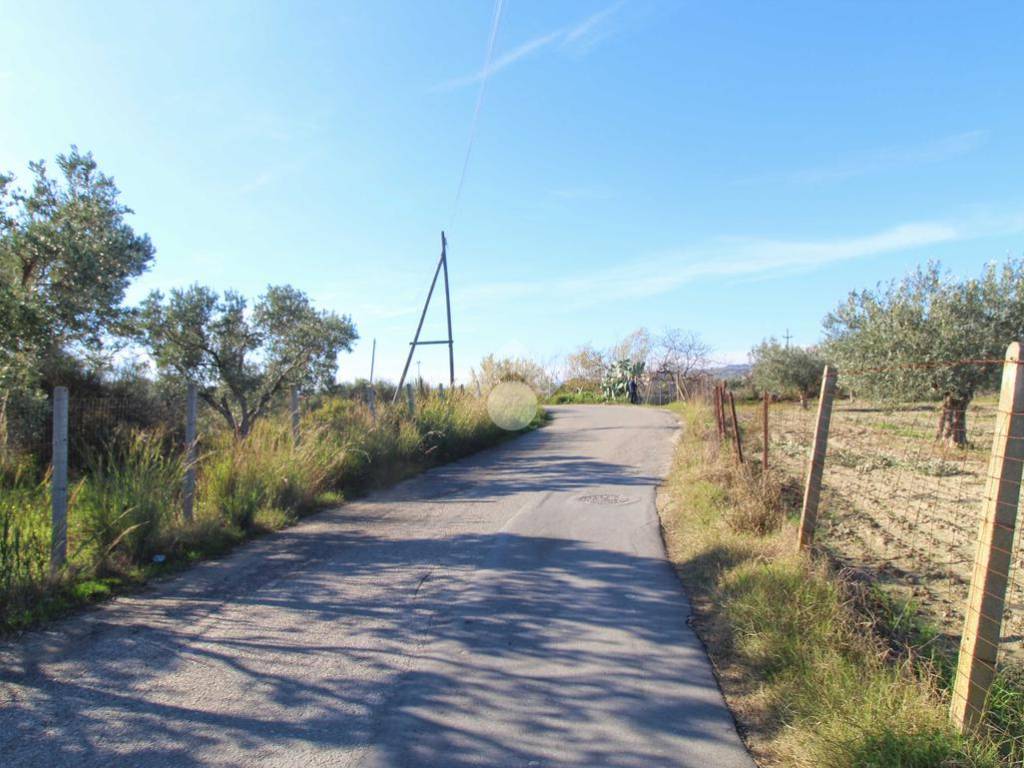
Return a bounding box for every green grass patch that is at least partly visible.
[874,421,933,440]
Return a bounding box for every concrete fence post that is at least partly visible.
[439,383,445,402]
[797,366,837,549]
[290,388,301,446]
[50,386,69,577]
[183,383,198,522]
[951,342,1024,733]
[406,383,415,417]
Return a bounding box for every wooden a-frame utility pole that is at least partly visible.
[394,232,454,401]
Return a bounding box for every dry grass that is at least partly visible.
[657,401,1007,767]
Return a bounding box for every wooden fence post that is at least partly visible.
[290,388,301,445]
[367,387,377,422]
[762,392,770,478]
[50,386,69,577]
[182,383,198,522]
[728,391,744,464]
[951,342,1024,733]
[797,365,837,549]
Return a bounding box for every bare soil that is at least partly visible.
[757,397,1024,664]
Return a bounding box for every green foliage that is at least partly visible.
[0,469,50,623]
[750,339,826,404]
[74,429,184,568]
[202,418,349,529]
[602,358,644,400]
[824,260,1024,402]
[0,147,153,391]
[138,284,358,436]
[548,389,602,404]
[987,666,1024,765]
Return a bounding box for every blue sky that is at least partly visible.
[2,1,1022,383]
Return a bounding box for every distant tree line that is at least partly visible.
[557,327,713,403]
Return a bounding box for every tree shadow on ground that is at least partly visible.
[2,527,746,767]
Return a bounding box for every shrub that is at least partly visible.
[74,429,184,569]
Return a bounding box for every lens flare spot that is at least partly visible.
[486,382,538,431]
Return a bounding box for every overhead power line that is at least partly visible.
[449,0,505,231]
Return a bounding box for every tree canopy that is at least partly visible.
[139,284,357,436]
[749,340,826,406]
[823,260,1024,443]
[0,147,154,389]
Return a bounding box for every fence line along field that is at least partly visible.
[715,355,1024,759]
[764,393,1024,664]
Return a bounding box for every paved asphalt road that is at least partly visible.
[1,405,753,768]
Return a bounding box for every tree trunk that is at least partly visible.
[0,391,9,451]
[936,394,970,447]
[238,410,252,439]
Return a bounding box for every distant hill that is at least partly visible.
[708,363,751,379]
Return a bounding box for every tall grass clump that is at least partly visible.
[659,401,1007,767]
[0,455,51,626]
[1,389,542,632]
[73,429,185,570]
[415,390,506,462]
[201,417,349,529]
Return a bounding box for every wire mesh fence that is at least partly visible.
[3,392,54,463]
[766,393,1018,655]
[716,356,1024,758]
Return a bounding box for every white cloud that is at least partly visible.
[434,3,622,92]
[457,209,1023,312]
[562,1,623,53]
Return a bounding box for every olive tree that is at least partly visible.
[749,340,826,407]
[0,149,153,363]
[0,148,154,440]
[139,284,357,437]
[823,260,1024,445]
